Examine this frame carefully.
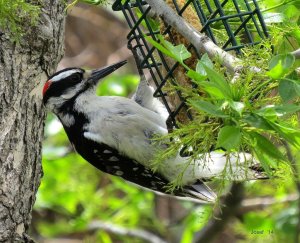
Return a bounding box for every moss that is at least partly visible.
[0,0,41,42]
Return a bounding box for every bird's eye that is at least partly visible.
[70,73,82,83]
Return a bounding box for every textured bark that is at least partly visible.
[0,1,65,241]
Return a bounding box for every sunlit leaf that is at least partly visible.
[201,53,214,68]
[144,35,175,60]
[228,101,245,115]
[195,54,214,76]
[196,60,207,76]
[283,4,300,20]
[292,29,300,45]
[263,12,284,23]
[158,36,191,63]
[267,60,285,79]
[267,54,295,79]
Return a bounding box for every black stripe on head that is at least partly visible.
[43,68,85,104]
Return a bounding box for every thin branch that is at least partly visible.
[146,0,242,74]
[239,193,299,214]
[88,221,167,243]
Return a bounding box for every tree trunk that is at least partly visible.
[0,1,65,241]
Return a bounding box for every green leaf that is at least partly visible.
[170,44,191,63]
[158,36,191,63]
[195,54,214,76]
[255,106,278,121]
[144,35,176,60]
[201,53,214,68]
[198,81,227,99]
[256,104,300,121]
[203,64,233,99]
[267,60,285,79]
[283,4,300,20]
[279,78,298,102]
[292,29,300,45]
[216,126,241,150]
[280,77,300,98]
[268,121,300,149]
[273,104,300,116]
[269,53,295,70]
[196,61,207,76]
[186,69,206,82]
[243,114,273,130]
[250,132,285,162]
[251,147,273,177]
[267,54,295,79]
[188,99,229,118]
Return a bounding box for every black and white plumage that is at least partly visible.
[42,60,264,202]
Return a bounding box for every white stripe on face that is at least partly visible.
[51,69,82,82]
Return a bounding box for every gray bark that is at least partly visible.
[0,1,65,242]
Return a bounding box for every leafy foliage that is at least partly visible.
[68,0,109,9]
[147,32,299,182]
[0,0,40,41]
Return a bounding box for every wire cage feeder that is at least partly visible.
[112,0,269,130]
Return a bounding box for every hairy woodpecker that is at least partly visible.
[43,60,265,202]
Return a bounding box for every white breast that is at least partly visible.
[74,93,168,166]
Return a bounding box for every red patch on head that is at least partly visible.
[43,80,52,96]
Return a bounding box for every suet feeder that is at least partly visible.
[112,0,269,129]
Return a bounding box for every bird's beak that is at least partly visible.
[88,60,127,85]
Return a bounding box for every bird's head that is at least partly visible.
[42,60,127,110]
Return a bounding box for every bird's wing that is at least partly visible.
[85,110,167,167]
[73,130,216,202]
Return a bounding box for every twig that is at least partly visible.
[192,182,244,243]
[239,193,299,214]
[88,220,167,243]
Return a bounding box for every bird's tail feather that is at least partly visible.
[183,181,217,202]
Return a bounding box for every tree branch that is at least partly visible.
[88,221,167,243]
[239,193,299,214]
[146,0,242,74]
